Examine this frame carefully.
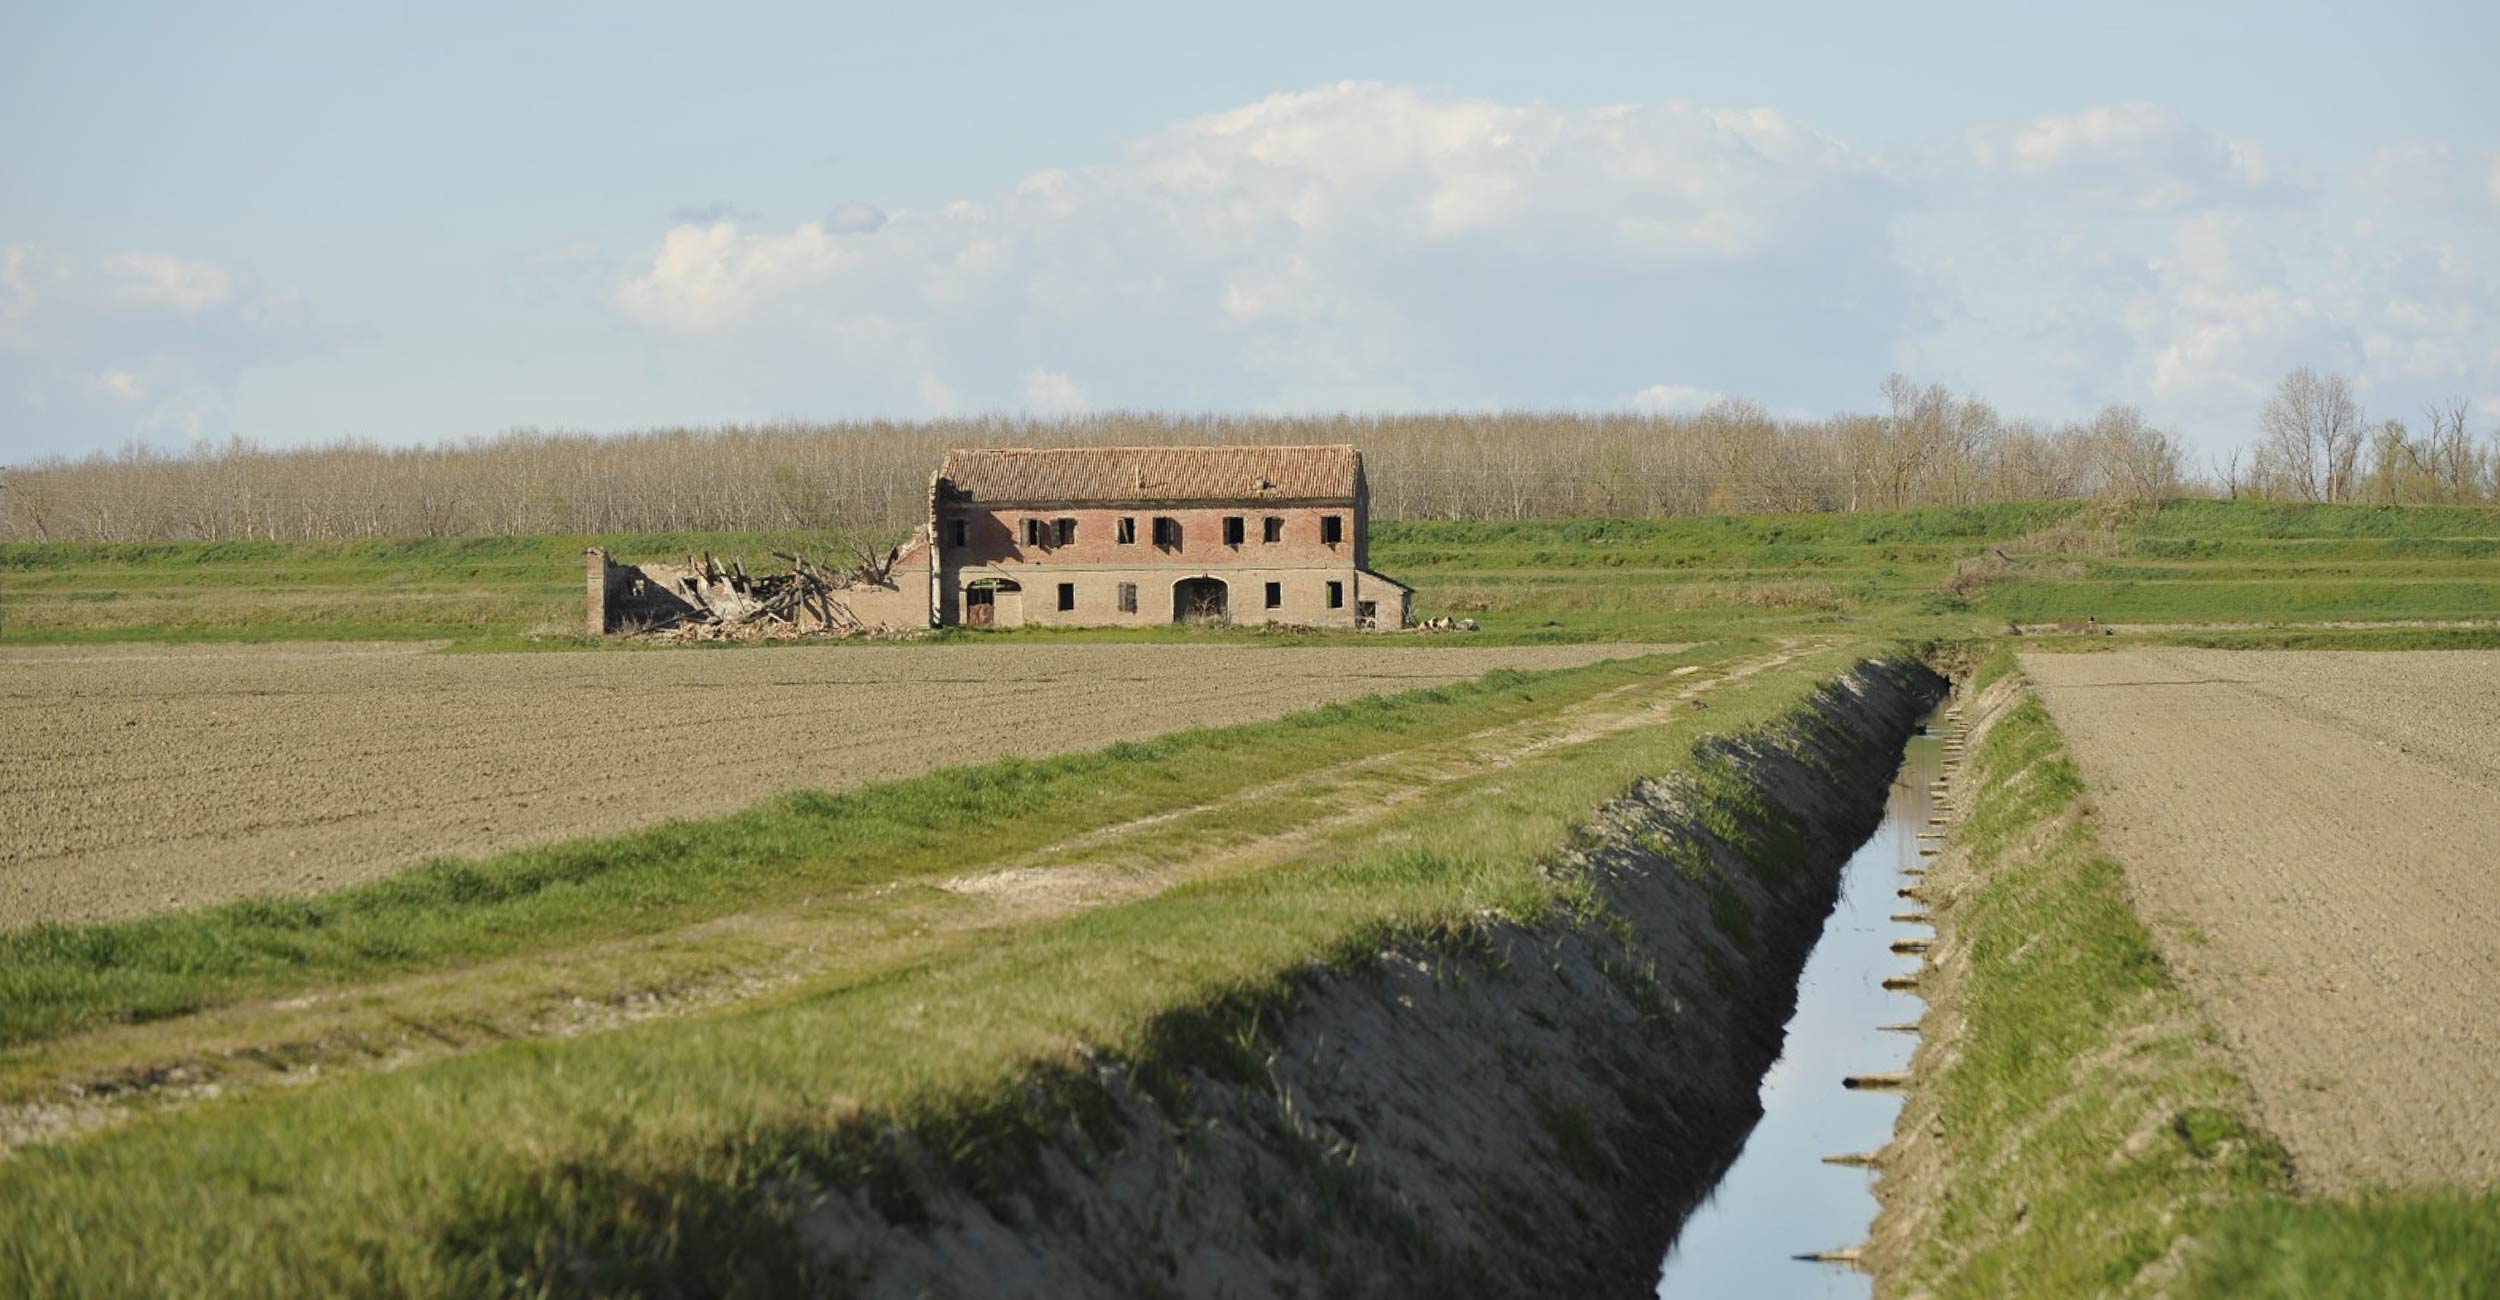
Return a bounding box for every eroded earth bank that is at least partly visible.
[672,659,1942,1298]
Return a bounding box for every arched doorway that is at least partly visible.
[1172,576,1229,624]
[965,577,1023,628]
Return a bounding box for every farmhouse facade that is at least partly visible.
[587,444,1410,634]
[931,445,1409,630]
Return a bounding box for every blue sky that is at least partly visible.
[4,0,2496,462]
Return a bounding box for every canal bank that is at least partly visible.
[1864,655,2291,1298]
[703,656,1946,1297]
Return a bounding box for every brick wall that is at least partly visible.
[935,502,1383,628]
[585,547,611,636]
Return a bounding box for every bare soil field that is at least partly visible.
[2023,648,2500,1193]
[0,641,1676,930]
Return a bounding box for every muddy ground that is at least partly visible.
[0,641,1674,930]
[2023,648,2500,1193]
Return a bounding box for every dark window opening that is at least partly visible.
[1327,581,1343,609]
[1116,516,1137,545]
[1117,582,1137,614]
[949,518,969,548]
[1321,515,1345,545]
[1262,516,1283,543]
[1264,581,1282,609]
[1152,516,1181,549]
[1057,582,1076,612]
[1023,518,1045,547]
[1054,518,1077,546]
[1223,516,1245,547]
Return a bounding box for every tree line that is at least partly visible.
[4,370,2493,543]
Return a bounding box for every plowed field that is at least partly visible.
[1,641,1676,929]
[2024,648,2500,1192]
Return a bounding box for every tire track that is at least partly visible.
[0,641,1679,929]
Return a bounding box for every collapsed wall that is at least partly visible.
[586,544,931,637]
[598,658,1938,1298]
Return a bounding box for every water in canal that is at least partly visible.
[1654,706,1948,1298]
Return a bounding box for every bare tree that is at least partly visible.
[2423,398,2484,503]
[2084,405,2185,500]
[2213,445,2245,501]
[2257,367,2366,502]
[19,376,2495,546]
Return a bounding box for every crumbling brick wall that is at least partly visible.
[586,539,932,636]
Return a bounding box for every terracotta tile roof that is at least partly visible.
[938,445,1362,505]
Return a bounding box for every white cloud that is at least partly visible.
[617,221,856,330]
[100,253,237,315]
[1020,367,1089,415]
[2352,142,2458,211]
[2129,214,2336,403]
[611,82,1906,410]
[2112,213,2498,428]
[0,243,307,455]
[1626,384,1725,415]
[1970,104,2296,212]
[0,243,64,351]
[826,202,888,233]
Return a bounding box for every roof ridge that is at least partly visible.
[943,443,1356,455]
[937,444,1362,504]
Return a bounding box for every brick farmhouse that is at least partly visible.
[932,444,1410,630]
[587,445,1411,634]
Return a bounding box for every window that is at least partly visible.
[1327,581,1344,609]
[1054,517,1076,546]
[1223,516,1245,547]
[1264,581,1282,609]
[1116,516,1137,545]
[1023,518,1045,547]
[1117,582,1137,613]
[1152,516,1181,548]
[1262,516,1283,543]
[1321,515,1345,545]
[1057,582,1076,612]
[949,519,969,548]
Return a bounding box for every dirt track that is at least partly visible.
[2024,648,2500,1192]
[0,641,1675,930]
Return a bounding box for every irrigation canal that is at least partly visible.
[1653,701,1950,1297]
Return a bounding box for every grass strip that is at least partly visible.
[10,499,2491,647]
[2183,1191,2500,1298]
[1896,647,2500,1297]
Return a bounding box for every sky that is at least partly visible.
[3,0,2497,463]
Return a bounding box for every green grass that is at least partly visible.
[1898,648,2500,1298]
[0,642,1909,1297]
[6,498,2494,646]
[2185,1191,2500,1298]
[1891,664,2292,1296]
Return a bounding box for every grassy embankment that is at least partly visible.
[5,498,2497,649]
[1,639,1910,1295]
[1890,648,2500,1298]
